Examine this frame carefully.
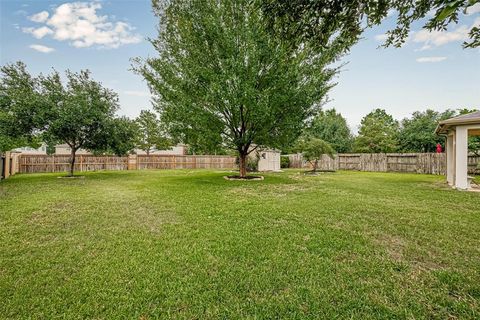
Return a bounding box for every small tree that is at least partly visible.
[297,137,335,172]
[40,70,119,176]
[135,110,170,155]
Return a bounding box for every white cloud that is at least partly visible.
[23,2,142,49]
[29,44,55,53]
[466,3,480,15]
[23,26,53,39]
[414,44,432,52]
[29,11,49,23]
[374,33,388,42]
[124,90,150,97]
[416,56,447,63]
[411,18,479,48]
[412,27,469,46]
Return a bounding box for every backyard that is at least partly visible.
[1,170,479,319]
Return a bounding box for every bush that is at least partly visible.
[246,155,259,172]
[235,154,259,172]
[281,156,290,168]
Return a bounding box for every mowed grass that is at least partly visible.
[1,170,479,319]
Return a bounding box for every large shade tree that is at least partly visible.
[261,0,480,51]
[40,70,121,176]
[136,0,338,177]
[354,108,399,153]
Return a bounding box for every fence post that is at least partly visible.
[11,153,19,175]
[4,151,11,178]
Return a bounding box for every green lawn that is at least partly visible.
[1,170,479,319]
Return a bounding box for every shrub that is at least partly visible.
[281,156,290,168]
[235,154,259,172]
[246,155,259,172]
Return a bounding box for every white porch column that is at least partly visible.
[446,134,454,186]
[455,126,469,190]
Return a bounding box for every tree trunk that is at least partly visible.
[146,149,150,156]
[69,148,76,177]
[239,152,248,178]
[313,159,318,172]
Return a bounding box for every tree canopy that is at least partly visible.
[136,0,339,177]
[99,116,138,157]
[398,108,480,155]
[306,109,353,153]
[354,108,399,153]
[398,109,456,152]
[261,0,480,52]
[1,62,135,175]
[39,69,121,175]
[0,62,44,152]
[135,110,170,155]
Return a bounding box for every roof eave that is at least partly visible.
[438,117,480,126]
[435,124,447,135]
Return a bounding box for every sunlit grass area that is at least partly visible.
[1,170,479,319]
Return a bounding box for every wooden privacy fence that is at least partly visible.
[137,155,236,170]
[11,153,480,176]
[288,153,480,175]
[17,154,237,174]
[18,155,128,173]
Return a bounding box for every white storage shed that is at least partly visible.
[256,148,281,172]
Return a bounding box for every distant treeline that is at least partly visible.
[287,108,479,155]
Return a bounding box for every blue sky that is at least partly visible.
[1,0,479,130]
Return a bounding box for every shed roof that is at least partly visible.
[435,111,480,134]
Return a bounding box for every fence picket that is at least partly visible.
[13,153,480,175]
[17,154,236,174]
[288,153,479,175]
